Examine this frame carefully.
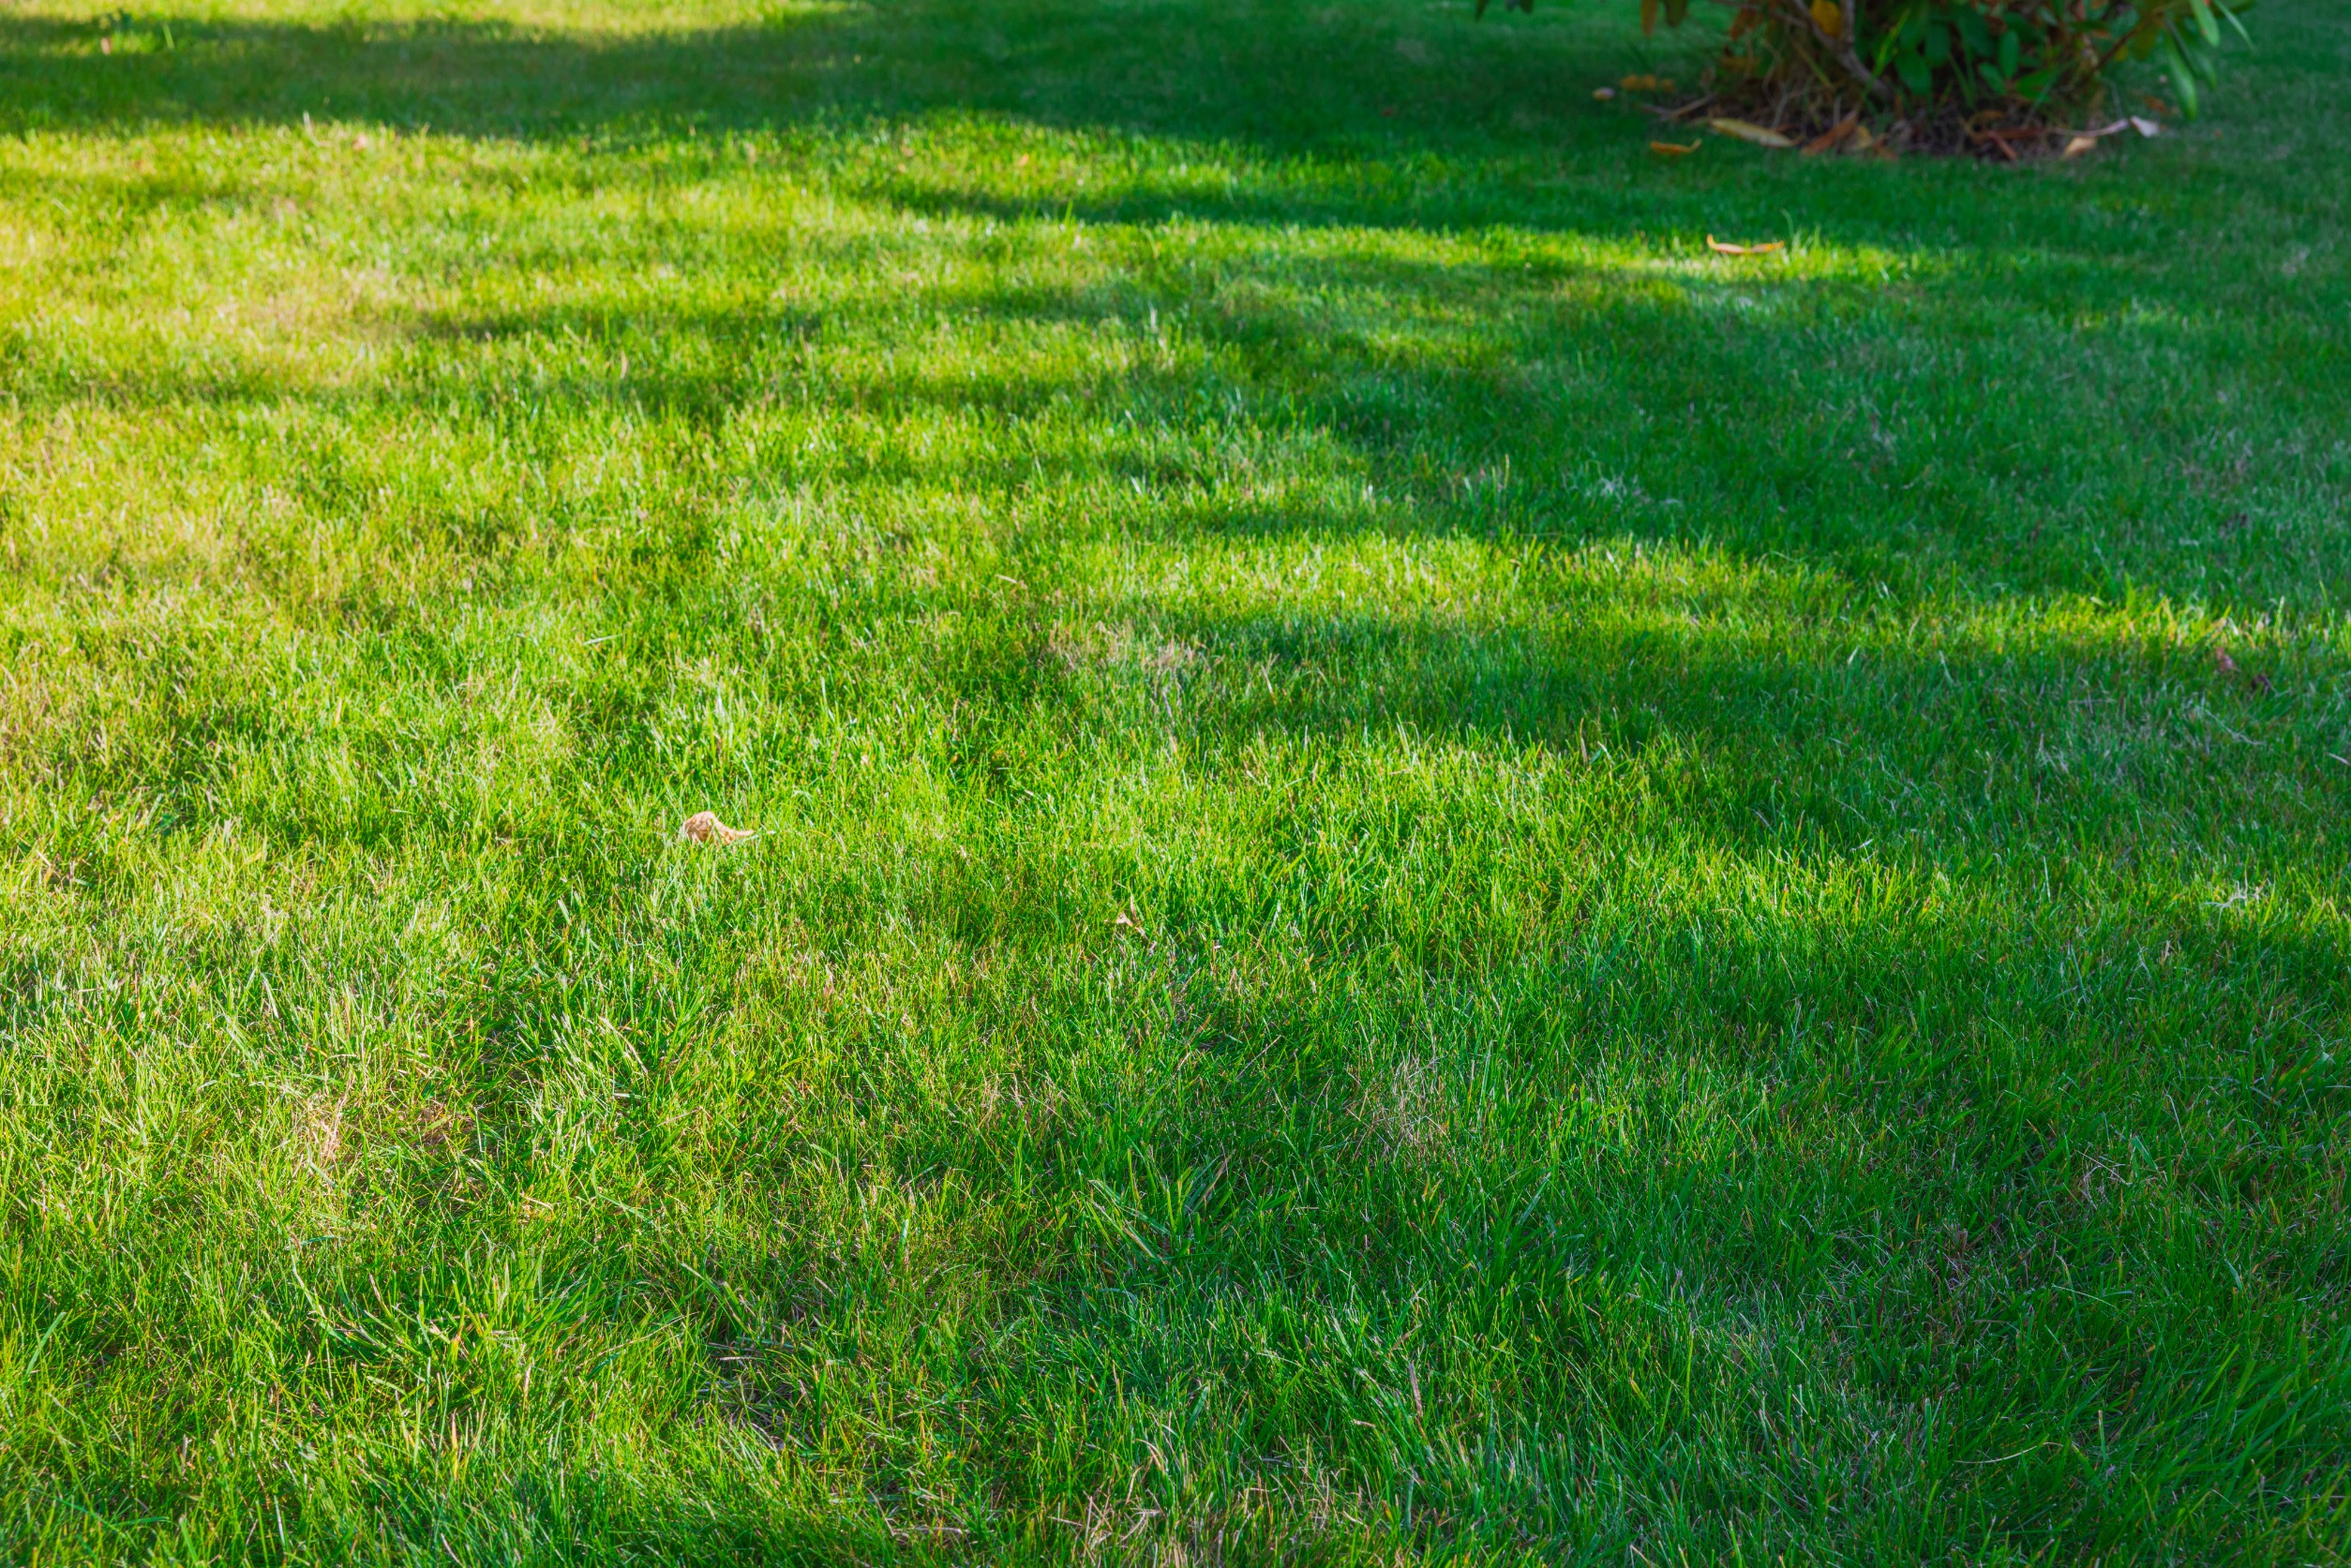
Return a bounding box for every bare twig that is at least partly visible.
[1643,93,1719,122]
[1772,0,1896,102]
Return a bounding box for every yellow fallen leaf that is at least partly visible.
[1708,117,1796,149]
[1809,0,1844,37]
[1707,235,1786,256]
[679,811,756,844]
[1594,85,1618,99]
[1846,124,1878,154]
[1649,140,1700,157]
[2062,135,2098,158]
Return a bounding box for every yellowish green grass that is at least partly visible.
[1,0,2348,1561]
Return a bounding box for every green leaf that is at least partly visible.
[1998,25,2019,77]
[2189,0,2221,44]
[1664,0,1691,25]
[1895,47,1932,93]
[2159,30,2202,114]
[2013,65,2059,101]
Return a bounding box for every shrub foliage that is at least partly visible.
[1489,0,2251,135]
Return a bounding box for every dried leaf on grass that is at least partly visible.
[2060,116,2160,154]
[680,810,756,844]
[1802,115,1859,156]
[1708,117,1795,148]
[2069,116,2161,151]
[1594,86,1618,99]
[1707,235,1786,256]
[1848,124,1880,155]
[1650,140,1701,157]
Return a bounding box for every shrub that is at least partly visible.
[1486,0,2252,143]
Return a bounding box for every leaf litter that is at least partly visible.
[680,811,756,844]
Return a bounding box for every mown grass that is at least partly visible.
[1,0,2348,1561]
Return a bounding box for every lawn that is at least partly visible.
[1,0,2348,1561]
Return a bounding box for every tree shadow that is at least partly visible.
[1041,601,2346,886]
[61,237,2316,608]
[7,3,2342,615]
[0,0,1655,153]
[493,759,2349,1558]
[7,5,2348,1558]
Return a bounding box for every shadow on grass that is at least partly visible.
[11,223,2343,880]
[6,6,2349,1560]
[406,829,2351,1556]
[0,0,1641,153]
[10,233,2320,609]
[7,0,2339,613]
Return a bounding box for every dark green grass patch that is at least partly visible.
[1,0,2347,1561]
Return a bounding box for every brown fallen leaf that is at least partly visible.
[1708,117,1795,149]
[1802,115,1859,156]
[2213,649,2239,678]
[2062,135,2099,159]
[1976,126,2026,163]
[1650,140,1700,157]
[2249,670,2273,694]
[1846,124,1879,155]
[1707,234,1786,256]
[1112,909,1146,937]
[1594,85,1618,100]
[679,810,756,844]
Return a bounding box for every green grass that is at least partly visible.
[2,0,2348,1560]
